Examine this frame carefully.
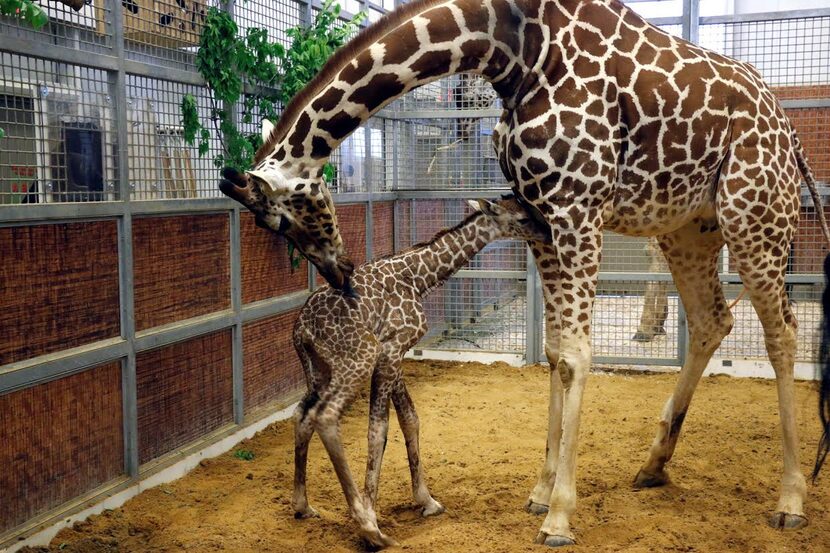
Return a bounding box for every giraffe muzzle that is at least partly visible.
[319,255,356,296]
[219,167,250,203]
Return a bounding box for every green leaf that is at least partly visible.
[0,128,5,139]
[322,163,335,184]
[180,94,201,145]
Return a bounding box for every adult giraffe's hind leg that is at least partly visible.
[634,224,733,488]
[526,242,563,515]
[717,164,806,529]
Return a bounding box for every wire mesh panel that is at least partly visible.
[126,75,222,199]
[586,281,680,362]
[718,283,822,361]
[698,15,830,96]
[399,198,529,353]
[123,0,220,69]
[0,54,117,203]
[392,117,503,190]
[235,0,303,48]
[419,276,527,353]
[0,0,111,53]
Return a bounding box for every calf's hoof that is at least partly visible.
[633,468,669,488]
[361,530,399,550]
[535,532,576,548]
[524,500,549,515]
[632,331,653,342]
[421,498,445,517]
[769,512,808,530]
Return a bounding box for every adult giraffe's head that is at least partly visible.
[220,121,355,292]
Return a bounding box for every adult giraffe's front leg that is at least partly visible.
[535,210,603,547]
[526,242,563,515]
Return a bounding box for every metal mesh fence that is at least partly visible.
[122,0,220,69]
[126,75,222,199]
[0,0,111,53]
[0,53,117,203]
[698,15,830,93]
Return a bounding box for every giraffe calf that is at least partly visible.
[291,196,550,548]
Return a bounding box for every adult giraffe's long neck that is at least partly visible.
[254,0,548,173]
[400,211,500,297]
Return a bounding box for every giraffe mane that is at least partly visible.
[373,210,485,262]
[254,0,445,166]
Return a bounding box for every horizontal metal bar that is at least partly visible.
[598,272,823,284]
[0,338,128,395]
[331,192,378,204]
[380,108,503,120]
[781,98,830,109]
[598,272,675,282]
[0,35,119,71]
[454,269,526,280]
[130,198,234,215]
[700,8,830,26]
[123,59,206,87]
[0,202,126,224]
[719,273,823,284]
[134,311,234,352]
[366,191,397,202]
[241,291,311,323]
[395,188,511,199]
[647,16,684,26]
[593,356,682,367]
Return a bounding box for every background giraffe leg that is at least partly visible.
[527,242,563,515]
[391,379,445,516]
[364,368,391,515]
[633,237,671,342]
[634,225,733,487]
[535,219,602,548]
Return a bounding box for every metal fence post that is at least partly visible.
[109,0,139,478]
[230,208,245,424]
[682,0,700,43]
[525,248,542,364]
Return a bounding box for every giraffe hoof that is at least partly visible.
[769,512,808,530]
[535,533,576,548]
[633,468,670,488]
[421,498,445,517]
[524,500,549,515]
[631,332,653,343]
[361,531,399,550]
[293,506,319,519]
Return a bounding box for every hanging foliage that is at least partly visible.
[181,0,365,172]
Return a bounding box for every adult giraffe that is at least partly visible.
[219,0,830,546]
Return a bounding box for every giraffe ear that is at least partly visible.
[466,199,480,212]
[261,119,275,143]
[248,169,277,194]
[475,198,503,217]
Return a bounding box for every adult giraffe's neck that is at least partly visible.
[400,212,499,297]
[256,0,546,172]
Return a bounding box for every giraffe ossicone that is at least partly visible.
[220,0,830,546]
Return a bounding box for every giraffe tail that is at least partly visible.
[793,129,830,481]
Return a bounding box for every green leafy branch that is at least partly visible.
[181,0,365,172]
[1,0,48,30]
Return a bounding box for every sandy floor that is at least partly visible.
[28,360,830,553]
